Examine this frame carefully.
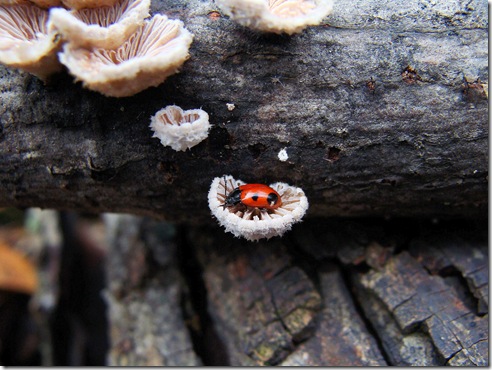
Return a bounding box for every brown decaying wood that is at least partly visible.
[0,0,487,221]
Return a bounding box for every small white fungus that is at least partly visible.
[215,0,333,34]
[150,105,211,152]
[226,103,235,111]
[208,175,309,241]
[278,147,288,161]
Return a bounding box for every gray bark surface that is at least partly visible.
[105,215,201,366]
[0,0,487,220]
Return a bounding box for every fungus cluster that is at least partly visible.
[0,3,62,80]
[150,105,210,152]
[0,0,320,241]
[215,0,333,34]
[208,175,309,241]
[0,0,193,96]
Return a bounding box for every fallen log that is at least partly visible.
[0,0,487,220]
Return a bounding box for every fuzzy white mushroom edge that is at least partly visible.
[58,14,194,97]
[150,105,210,152]
[215,0,334,35]
[48,0,151,49]
[208,175,309,241]
[0,3,62,80]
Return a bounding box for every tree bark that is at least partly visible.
[0,0,487,221]
[105,215,201,366]
[102,215,488,366]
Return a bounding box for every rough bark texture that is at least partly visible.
[102,215,488,366]
[0,0,488,221]
[105,215,201,366]
[0,0,488,366]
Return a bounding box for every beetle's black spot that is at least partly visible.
[251,194,259,202]
[267,192,279,205]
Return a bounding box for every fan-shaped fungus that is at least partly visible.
[150,105,210,152]
[208,175,309,241]
[215,0,333,34]
[0,3,62,80]
[48,0,150,49]
[58,14,193,97]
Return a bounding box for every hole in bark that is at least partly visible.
[248,143,267,160]
[326,147,341,162]
[401,65,422,84]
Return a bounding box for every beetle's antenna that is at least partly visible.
[220,175,228,209]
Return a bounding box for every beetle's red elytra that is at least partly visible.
[222,183,282,210]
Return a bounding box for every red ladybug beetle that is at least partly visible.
[222,183,282,210]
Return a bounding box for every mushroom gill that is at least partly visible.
[58,14,193,97]
[48,0,150,49]
[208,175,309,241]
[215,0,333,34]
[150,105,211,152]
[0,3,62,80]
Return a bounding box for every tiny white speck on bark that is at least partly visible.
[278,147,288,161]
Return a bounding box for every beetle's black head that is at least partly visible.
[221,187,242,209]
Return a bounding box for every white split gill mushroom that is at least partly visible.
[150,105,210,152]
[0,3,62,80]
[58,14,194,97]
[48,0,150,49]
[215,0,333,34]
[208,175,309,241]
[61,0,120,10]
